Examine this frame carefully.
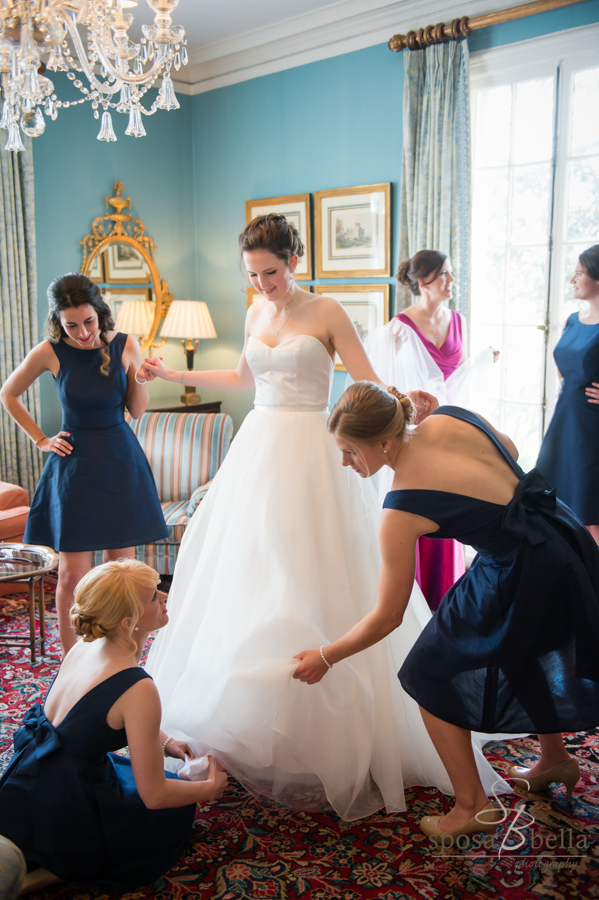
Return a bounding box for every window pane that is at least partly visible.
[474,86,511,166]
[571,67,599,156]
[511,163,552,245]
[566,156,599,242]
[502,326,544,402]
[472,169,509,244]
[513,78,555,164]
[471,249,505,325]
[506,248,548,324]
[502,402,543,472]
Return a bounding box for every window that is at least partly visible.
[469,29,599,470]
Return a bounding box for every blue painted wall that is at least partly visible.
[31,0,599,434]
[32,82,195,433]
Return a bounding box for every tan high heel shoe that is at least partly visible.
[509,757,581,803]
[420,801,502,839]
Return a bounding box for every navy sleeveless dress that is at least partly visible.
[0,668,196,893]
[24,334,168,552]
[537,312,599,524]
[388,407,599,735]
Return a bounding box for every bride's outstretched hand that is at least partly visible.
[293,650,329,684]
[138,356,172,382]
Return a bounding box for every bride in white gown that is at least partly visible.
[139,214,508,820]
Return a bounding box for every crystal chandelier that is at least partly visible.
[0,0,188,152]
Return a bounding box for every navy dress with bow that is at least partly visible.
[390,407,599,735]
[0,668,195,893]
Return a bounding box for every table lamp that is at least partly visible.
[159,300,217,405]
[113,299,154,342]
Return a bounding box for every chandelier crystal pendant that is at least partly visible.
[0,0,188,152]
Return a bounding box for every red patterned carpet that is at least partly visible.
[1,578,599,900]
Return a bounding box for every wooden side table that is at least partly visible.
[0,543,59,663]
[147,401,222,414]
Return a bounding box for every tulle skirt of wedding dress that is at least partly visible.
[147,407,509,820]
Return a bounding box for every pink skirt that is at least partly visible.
[416,537,465,612]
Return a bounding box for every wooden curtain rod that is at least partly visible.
[389,0,586,51]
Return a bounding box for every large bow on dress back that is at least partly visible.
[501,468,558,546]
[12,704,61,775]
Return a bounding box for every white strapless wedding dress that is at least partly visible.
[146,335,508,820]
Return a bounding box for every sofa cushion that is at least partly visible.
[0,483,29,511]
[0,506,29,542]
[128,412,233,502]
[160,500,191,544]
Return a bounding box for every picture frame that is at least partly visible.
[104,287,152,325]
[247,285,312,309]
[245,194,312,280]
[314,183,391,279]
[314,284,390,370]
[105,241,151,283]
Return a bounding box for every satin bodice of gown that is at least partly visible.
[246,335,333,411]
[397,310,463,379]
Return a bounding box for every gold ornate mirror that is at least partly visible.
[80,181,173,352]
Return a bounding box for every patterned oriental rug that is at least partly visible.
[1,578,599,900]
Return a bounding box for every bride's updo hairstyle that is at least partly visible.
[397,250,447,296]
[70,559,159,650]
[239,214,305,265]
[328,382,416,447]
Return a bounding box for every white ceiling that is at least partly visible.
[131,0,344,50]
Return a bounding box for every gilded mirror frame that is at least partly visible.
[80,181,173,352]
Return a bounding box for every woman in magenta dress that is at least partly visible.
[368,250,467,610]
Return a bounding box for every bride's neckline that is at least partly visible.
[248,334,334,363]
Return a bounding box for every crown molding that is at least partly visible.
[174,0,541,95]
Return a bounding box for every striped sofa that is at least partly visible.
[95,411,233,574]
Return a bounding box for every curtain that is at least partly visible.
[0,138,43,498]
[397,41,471,318]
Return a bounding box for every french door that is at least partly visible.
[469,31,599,471]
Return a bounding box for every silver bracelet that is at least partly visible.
[134,370,147,385]
[162,736,173,756]
[320,646,333,669]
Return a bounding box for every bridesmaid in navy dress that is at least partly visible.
[0,559,227,895]
[537,245,599,545]
[0,273,167,653]
[294,382,599,839]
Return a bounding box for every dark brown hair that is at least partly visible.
[397,250,448,296]
[44,273,114,376]
[328,382,416,445]
[579,245,599,281]
[239,214,305,265]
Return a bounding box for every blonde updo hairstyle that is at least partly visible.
[70,559,159,652]
[328,382,416,462]
[397,249,447,296]
[239,213,305,265]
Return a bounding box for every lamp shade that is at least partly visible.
[114,299,154,335]
[160,300,217,339]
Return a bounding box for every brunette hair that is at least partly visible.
[328,382,416,446]
[239,214,305,265]
[579,245,599,281]
[44,273,115,376]
[70,559,159,653]
[397,250,448,296]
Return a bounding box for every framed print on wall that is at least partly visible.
[314,183,391,279]
[88,251,104,282]
[314,284,390,370]
[247,285,312,308]
[245,194,312,280]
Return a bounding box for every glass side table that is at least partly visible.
[0,543,59,663]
